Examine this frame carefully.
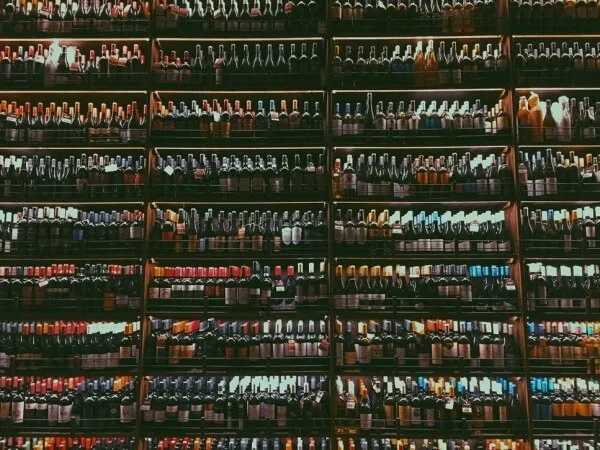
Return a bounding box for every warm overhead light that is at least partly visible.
[157,37,322,42]
[333,35,502,40]
[332,88,504,94]
[333,145,509,150]
[156,90,325,94]
[513,34,600,38]
[0,90,148,94]
[0,37,151,42]
[516,87,600,91]
[155,146,325,150]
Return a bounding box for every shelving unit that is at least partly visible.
[1,0,600,448]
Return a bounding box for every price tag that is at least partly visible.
[163,166,174,176]
[104,164,118,173]
[38,279,48,287]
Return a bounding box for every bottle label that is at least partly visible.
[260,343,272,358]
[354,121,364,135]
[484,405,494,422]
[264,404,275,420]
[479,343,492,359]
[498,240,511,252]
[343,173,356,192]
[476,179,488,195]
[12,401,24,423]
[48,403,59,422]
[282,227,292,245]
[119,346,132,359]
[291,226,302,245]
[1,402,10,419]
[347,293,359,309]
[452,69,462,85]
[225,287,237,305]
[431,343,443,364]
[333,119,343,136]
[393,182,403,199]
[564,235,572,251]
[342,121,353,136]
[357,180,368,197]
[248,404,260,420]
[360,413,372,430]
[297,342,307,357]
[273,343,285,359]
[543,175,559,195]
[334,223,344,243]
[178,409,190,422]
[356,226,368,245]
[411,406,421,424]
[430,238,443,252]
[458,240,471,251]
[497,115,509,131]
[492,344,504,366]
[456,343,469,360]
[344,226,356,244]
[238,287,249,305]
[534,179,545,196]
[277,406,287,426]
[438,69,449,85]
[335,294,347,308]
[120,404,135,422]
[356,345,371,364]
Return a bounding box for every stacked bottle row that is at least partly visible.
[332,264,517,311]
[151,152,327,197]
[333,375,522,431]
[521,206,600,254]
[0,436,137,450]
[0,264,144,312]
[331,94,511,139]
[332,207,513,255]
[153,42,322,87]
[0,207,145,256]
[333,151,512,200]
[151,207,328,255]
[148,261,327,311]
[527,321,600,372]
[155,0,323,33]
[145,318,330,364]
[0,100,147,146]
[0,153,146,200]
[0,376,138,426]
[0,0,149,35]
[517,148,600,198]
[331,40,508,88]
[0,43,147,88]
[525,263,600,313]
[329,0,498,33]
[514,41,600,86]
[516,93,600,144]
[144,438,329,450]
[529,377,600,422]
[0,322,141,369]
[151,98,324,141]
[140,375,330,428]
[334,319,521,369]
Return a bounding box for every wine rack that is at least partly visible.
[0,0,599,448]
